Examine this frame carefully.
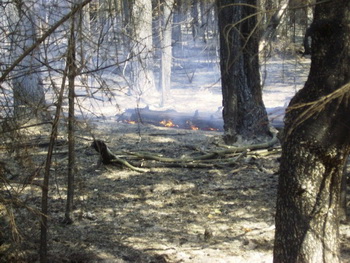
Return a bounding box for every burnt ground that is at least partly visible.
[1,120,350,263]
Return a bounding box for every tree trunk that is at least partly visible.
[40,71,68,263]
[199,0,207,43]
[64,6,78,225]
[129,0,156,98]
[191,0,200,42]
[273,1,350,262]
[339,163,348,222]
[160,0,174,106]
[172,0,183,45]
[217,0,270,144]
[7,1,46,119]
[262,0,289,41]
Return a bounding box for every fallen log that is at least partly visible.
[118,107,285,131]
[118,107,223,131]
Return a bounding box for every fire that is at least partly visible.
[186,120,199,130]
[160,119,177,127]
[124,120,136,124]
[205,127,219,131]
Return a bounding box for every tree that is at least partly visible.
[159,0,175,106]
[191,0,200,41]
[216,0,270,143]
[261,0,289,41]
[38,2,93,262]
[6,0,46,119]
[64,2,80,225]
[172,0,184,45]
[128,0,156,99]
[273,0,350,262]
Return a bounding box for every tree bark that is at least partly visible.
[217,0,270,143]
[40,55,69,263]
[160,0,174,106]
[262,0,289,41]
[172,0,183,45]
[64,6,79,225]
[274,1,350,262]
[7,1,46,119]
[129,0,156,98]
[191,0,200,41]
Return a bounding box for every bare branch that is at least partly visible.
[0,0,92,84]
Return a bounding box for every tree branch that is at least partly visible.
[92,136,278,172]
[0,0,92,84]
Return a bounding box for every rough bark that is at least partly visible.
[273,1,350,262]
[217,0,270,143]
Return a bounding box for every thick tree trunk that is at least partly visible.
[217,0,270,143]
[7,1,46,119]
[274,1,350,262]
[129,0,156,98]
[274,134,346,262]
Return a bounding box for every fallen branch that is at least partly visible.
[91,134,279,171]
[92,140,148,173]
[91,128,279,172]
[130,151,246,169]
[215,128,279,152]
[91,139,252,171]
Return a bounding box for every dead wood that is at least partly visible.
[91,135,278,171]
[92,140,116,164]
[128,151,246,169]
[92,140,148,173]
[118,107,223,131]
[215,128,279,152]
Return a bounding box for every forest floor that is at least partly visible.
[1,119,350,263]
[1,44,350,262]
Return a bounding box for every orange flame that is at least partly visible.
[205,127,219,131]
[160,119,177,127]
[186,120,199,130]
[124,120,136,124]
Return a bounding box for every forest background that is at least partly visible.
[2,1,347,263]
